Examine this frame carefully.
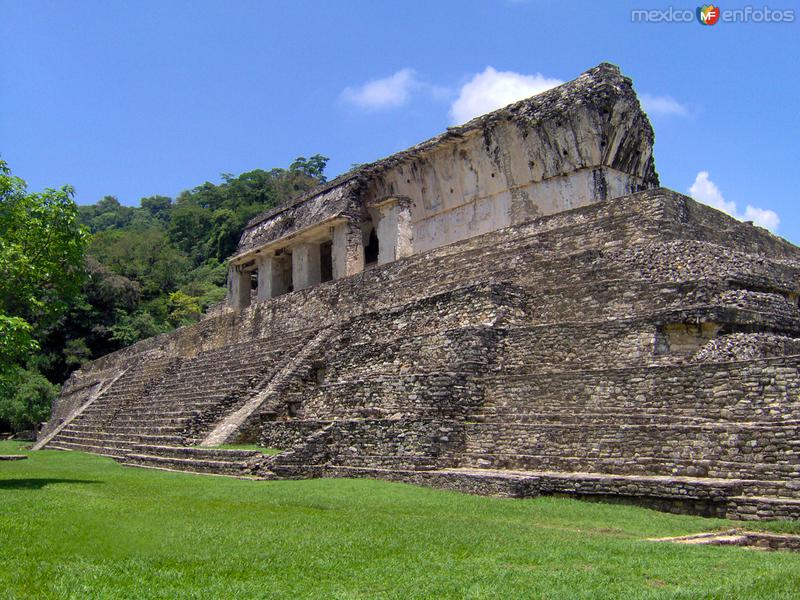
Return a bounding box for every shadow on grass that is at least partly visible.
[0,478,101,490]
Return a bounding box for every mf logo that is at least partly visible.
[697,4,721,25]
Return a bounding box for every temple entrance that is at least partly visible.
[282,252,294,293]
[320,241,333,283]
[364,227,379,266]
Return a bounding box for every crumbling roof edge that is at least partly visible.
[245,62,629,231]
[229,214,348,265]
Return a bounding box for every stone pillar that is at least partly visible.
[395,202,413,260]
[256,254,292,300]
[256,256,271,302]
[375,197,413,265]
[332,220,365,279]
[292,243,321,291]
[227,265,251,310]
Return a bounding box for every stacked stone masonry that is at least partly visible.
[39,63,800,521]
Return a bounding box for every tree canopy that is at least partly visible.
[0,161,88,329]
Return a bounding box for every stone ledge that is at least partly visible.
[323,465,800,521]
[651,529,800,552]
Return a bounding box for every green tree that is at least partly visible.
[0,368,58,433]
[0,316,37,376]
[0,160,88,431]
[168,201,213,263]
[140,195,173,222]
[290,154,329,182]
[29,156,329,392]
[90,227,188,296]
[167,290,202,326]
[0,160,88,365]
[79,195,135,232]
[108,309,170,346]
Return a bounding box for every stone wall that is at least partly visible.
[270,419,466,472]
[486,356,800,423]
[467,356,800,480]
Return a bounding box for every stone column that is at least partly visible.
[292,243,321,291]
[256,256,270,302]
[256,255,292,300]
[395,201,413,260]
[332,220,365,279]
[227,265,251,310]
[375,197,413,265]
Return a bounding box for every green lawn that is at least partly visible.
[2,441,800,599]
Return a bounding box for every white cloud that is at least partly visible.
[340,68,418,109]
[689,171,779,231]
[449,67,563,124]
[688,171,737,214]
[744,205,780,231]
[640,93,688,117]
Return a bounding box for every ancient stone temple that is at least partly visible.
[38,64,800,521]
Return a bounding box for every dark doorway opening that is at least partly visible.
[320,241,333,283]
[364,227,379,265]
[286,257,294,293]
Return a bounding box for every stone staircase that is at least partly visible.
[45,329,319,477]
[123,445,274,478]
[48,356,175,457]
[32,367,130,451]
[201,326,332,446]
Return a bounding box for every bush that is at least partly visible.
[0,368,58,433]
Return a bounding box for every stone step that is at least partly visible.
[65,424,185,435]
[133,434,186,445]
[728,495,800,520]
[326,465,800,521]
[55,436,134,449]
[109,409,202,418]
[458,452,800,481]
[59,428,140,441]
[99,413,197,423]
[93,409,197,418]
[129,444,263,460]
[466,412,800,426]
[330,464,742,500]
[55,431,182,445]
[52,433,136,450]
[46,440,127,457]
[123,453,265,477]
[738,480,800,499]
[122,459,273,480]
[463,420,800,434]
[111,401,221,412]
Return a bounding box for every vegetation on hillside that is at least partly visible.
[0,156,328,433]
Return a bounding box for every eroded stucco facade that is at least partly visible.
[227,63,658,309]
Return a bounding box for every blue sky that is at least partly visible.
[2,1,799,242]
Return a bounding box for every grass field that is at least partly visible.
[2,441,800,599]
